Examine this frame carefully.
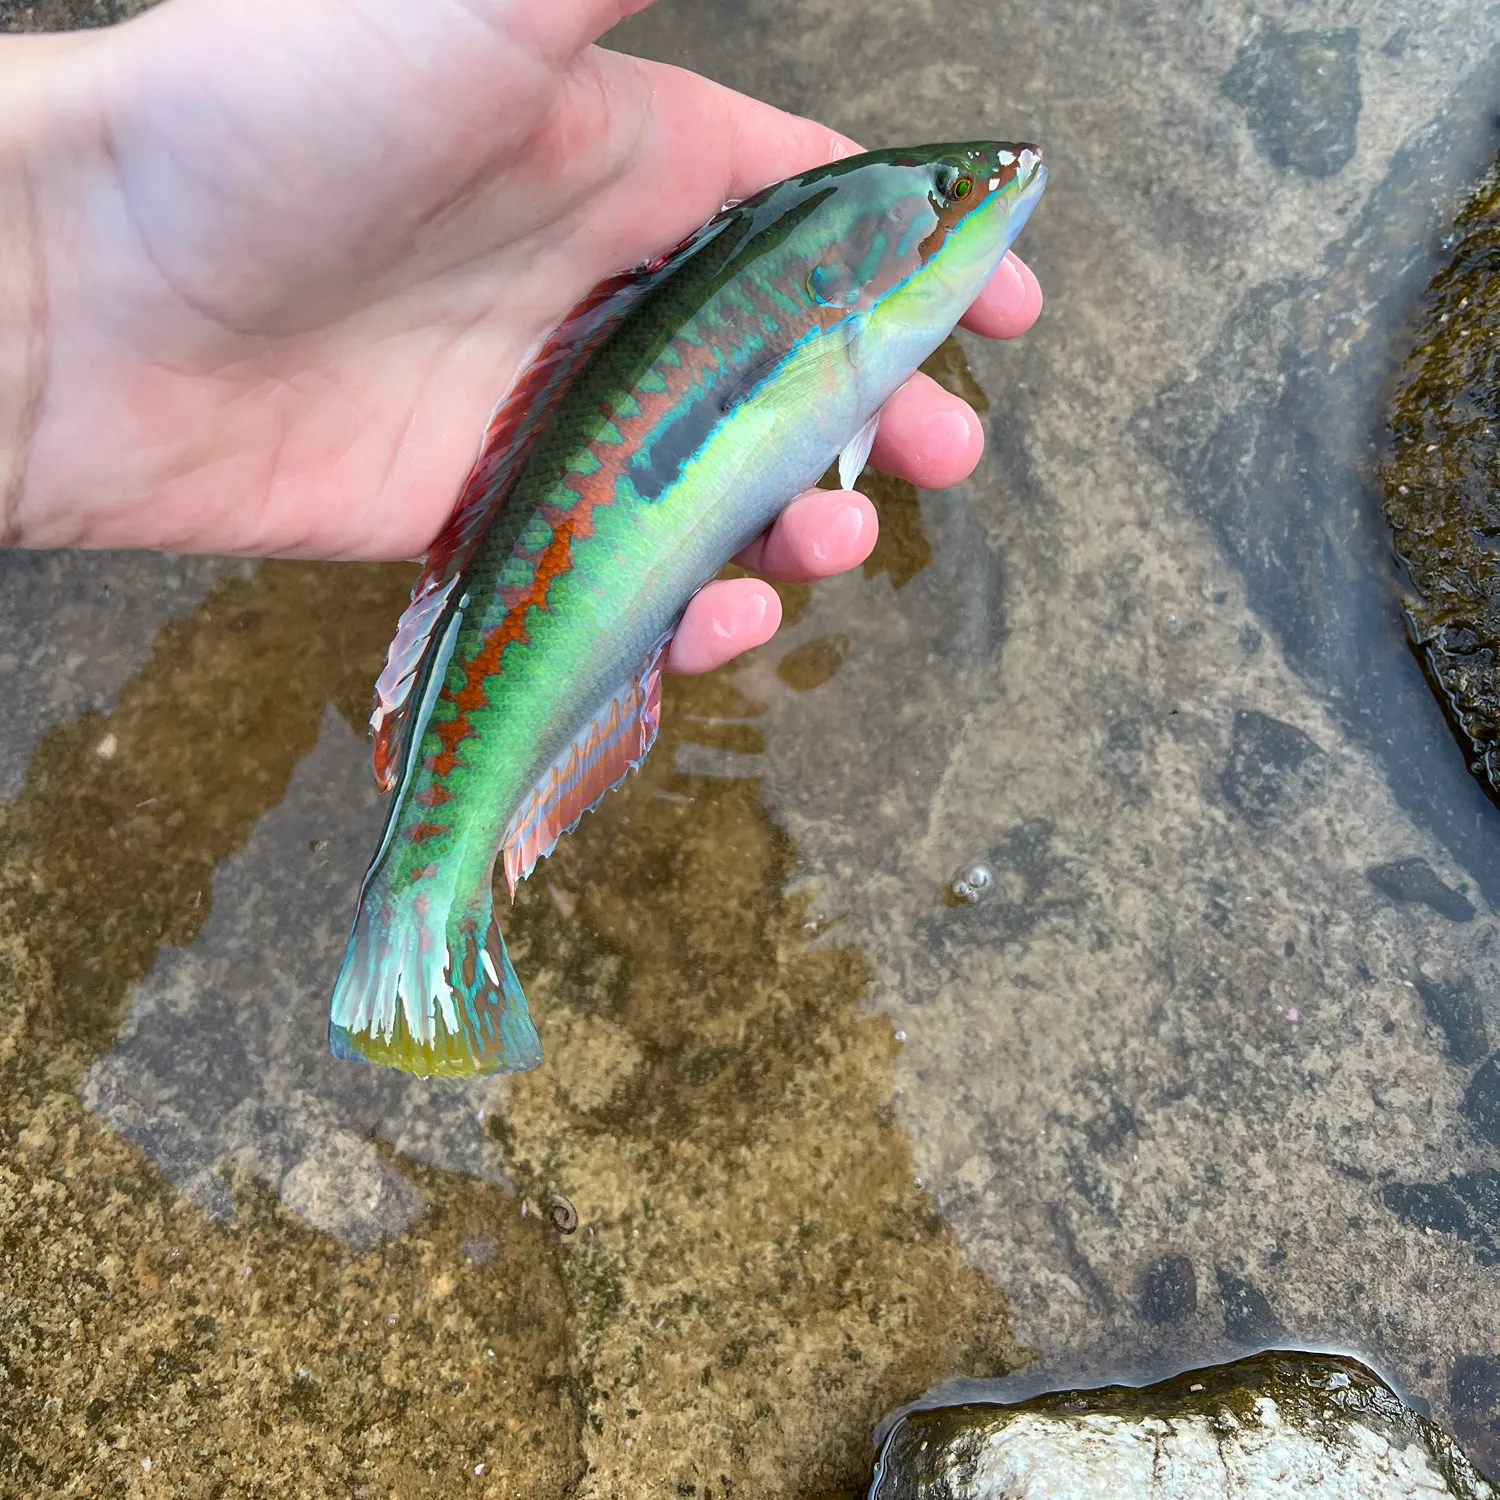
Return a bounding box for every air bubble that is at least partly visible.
[946,861,997,906]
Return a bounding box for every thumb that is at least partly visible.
[484,0,662,65]
[639,59,863,209]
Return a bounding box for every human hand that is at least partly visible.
[4,0,1042,674]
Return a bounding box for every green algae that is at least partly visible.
[1383,158,1500,798]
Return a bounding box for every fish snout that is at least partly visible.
[987,143,1044,196]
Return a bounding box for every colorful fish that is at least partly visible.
[329,141,1047,1078]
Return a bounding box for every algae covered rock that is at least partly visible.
[1383,158,1500,798]
[870,1352,1495,1499]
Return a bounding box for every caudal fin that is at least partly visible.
[328,884,541,1079]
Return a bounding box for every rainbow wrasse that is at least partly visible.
[329,141,1047,1077]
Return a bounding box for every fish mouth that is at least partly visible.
[988,143,1043,195]
[981,144,1046,245]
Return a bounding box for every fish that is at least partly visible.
[328,140,1047,1078]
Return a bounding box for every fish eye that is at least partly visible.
[937,166,975,203]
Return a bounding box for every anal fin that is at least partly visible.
[502,638,669,897]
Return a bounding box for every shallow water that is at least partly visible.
[7,0,1500,1495]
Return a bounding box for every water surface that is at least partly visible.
[7,0,1500,1492]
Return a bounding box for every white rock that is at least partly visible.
[871,1354,1495,1499]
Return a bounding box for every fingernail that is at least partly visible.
[916,408,975,470]
[711,587,768,641]
[993,252,1027,303]
[812,500,867,564]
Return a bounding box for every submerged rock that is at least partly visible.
[1383,158,1500,802]
[869,1352,1496,1498]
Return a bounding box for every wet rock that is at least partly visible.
[924,820,1077,949]
[2,0,151,26]
[80,709,499,1250]
[1415,974,1491,1065]
[1099,717,1149,807]
[1216,1268,1284,1346]
[871,1352,1497,1499]
[1220,27,1362,179]
[1368,858,1477,923]
[1138,1253,1197,1326]
[1218,709,1325,826]
[1451,1357,1500,1480]
[1463,1055,1500,1148]
[1383,158,1500,805]
[0,552,233,800]
[1382,1173,1500,1267]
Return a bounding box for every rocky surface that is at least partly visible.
[871,1353,1497,1499]
[1383,159,1500,803]
[619,0,1500,1474]
[6,0,1500,1494]
[0,565,1020,1497]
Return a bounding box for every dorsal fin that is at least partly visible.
[370,225,723,793]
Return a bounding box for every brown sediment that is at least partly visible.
[493,658,1024,1499]
[0,560,413,1062]
[2,557,1021,1496]
[859,471,936,592]
[920,335,991,416]
[1382,157,1500,799]
[0,1046,587,1496]
[0,563,594,1498]
[778,632,850,691]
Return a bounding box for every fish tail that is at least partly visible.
[328,872,541,1079]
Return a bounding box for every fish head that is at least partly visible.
[774,140,1045,376]
[750,141,1046,318]
[929,141,1045,271]
[870,139,1047,314]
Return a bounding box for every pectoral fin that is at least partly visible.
[838,414,880,491]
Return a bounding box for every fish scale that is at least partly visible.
[329,142,1047,1077]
